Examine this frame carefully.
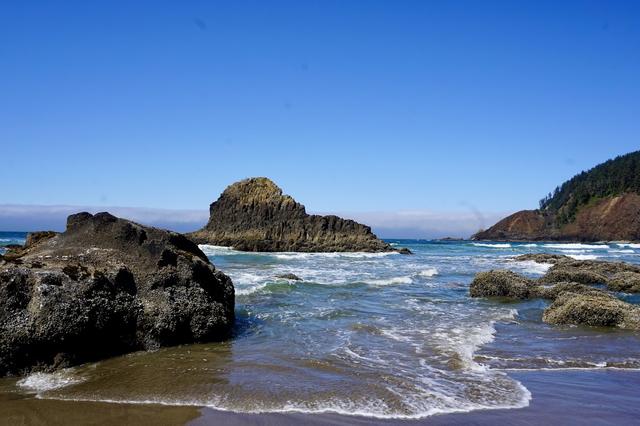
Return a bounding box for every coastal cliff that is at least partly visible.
[188,178,402,253]
[0,212,234,376]
[473,151,640,242]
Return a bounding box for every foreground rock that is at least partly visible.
[188,177,410,253]
[470,268,640,330]
[0,212,234,376]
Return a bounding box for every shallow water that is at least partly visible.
[1,234,639,419]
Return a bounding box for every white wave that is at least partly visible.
[609,249,635,254]
[17,371,84,392]
[513,260,552,275]
[365,276,413,286]
[560,249,593,254]
[418,268,438,277]
[544,243,610,249]
[236,283,269,296]
[41,388,531,420]
[568,254,599,260]
[617,243,640,249]
[521,243,538,247]
[198,245,238,256]
[472,243,511,248]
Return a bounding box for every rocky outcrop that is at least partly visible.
[0,212,234,376]
[470,259,640,329]
[188,177,409,253]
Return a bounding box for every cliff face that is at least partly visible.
[473,193,640,242]
[188,178,396,252]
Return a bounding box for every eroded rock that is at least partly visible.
[0,212,234,376]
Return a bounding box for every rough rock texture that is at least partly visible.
[608,272,640,293]
[0,212,234,376]
[543,292,640,329]
[533,282,604,300]
[524,256,640,293]
[472,194,640,242]
[188,177,407,253]
[469,270,536,299]
[469,265,640,329]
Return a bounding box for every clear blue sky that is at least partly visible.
[1,0,639,216]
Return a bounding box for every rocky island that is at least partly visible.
[473,151,640,242]
[188,177,410,253]
[0,212,234,376]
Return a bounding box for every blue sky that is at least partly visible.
[1,1,639,236]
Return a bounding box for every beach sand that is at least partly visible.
[3,369,638,425]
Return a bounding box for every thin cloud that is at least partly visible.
[0,205,509,239]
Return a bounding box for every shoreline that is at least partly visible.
[2,366,639,425]
[191,369,640,426]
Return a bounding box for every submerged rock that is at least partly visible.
[469,270,536,299]
[0,212,234,376]
[187,177,410,254]
[543,292,640,329]
[275,273,302,281]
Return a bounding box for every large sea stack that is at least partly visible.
[188,177,402,253]
[0,212,234,376]
[473,151,640,241]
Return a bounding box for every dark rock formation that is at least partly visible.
[473,151,640,242]
[188,177,408,253]
[275,273,302,281]
[0,212,234,376]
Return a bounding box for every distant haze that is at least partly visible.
[0,205,509,240]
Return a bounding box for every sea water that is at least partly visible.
[1,234,639,418]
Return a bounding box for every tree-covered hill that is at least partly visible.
[539,151,640,225]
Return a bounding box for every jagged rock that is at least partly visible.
[275,273,302,281]
[469,270,536,299]
[188,177,410,254]
[543,292,640,329]
[0,212,234,376]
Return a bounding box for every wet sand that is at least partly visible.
[2,368,639,425]
[192,370,640,426]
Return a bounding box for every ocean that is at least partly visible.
[1,233,640,421]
